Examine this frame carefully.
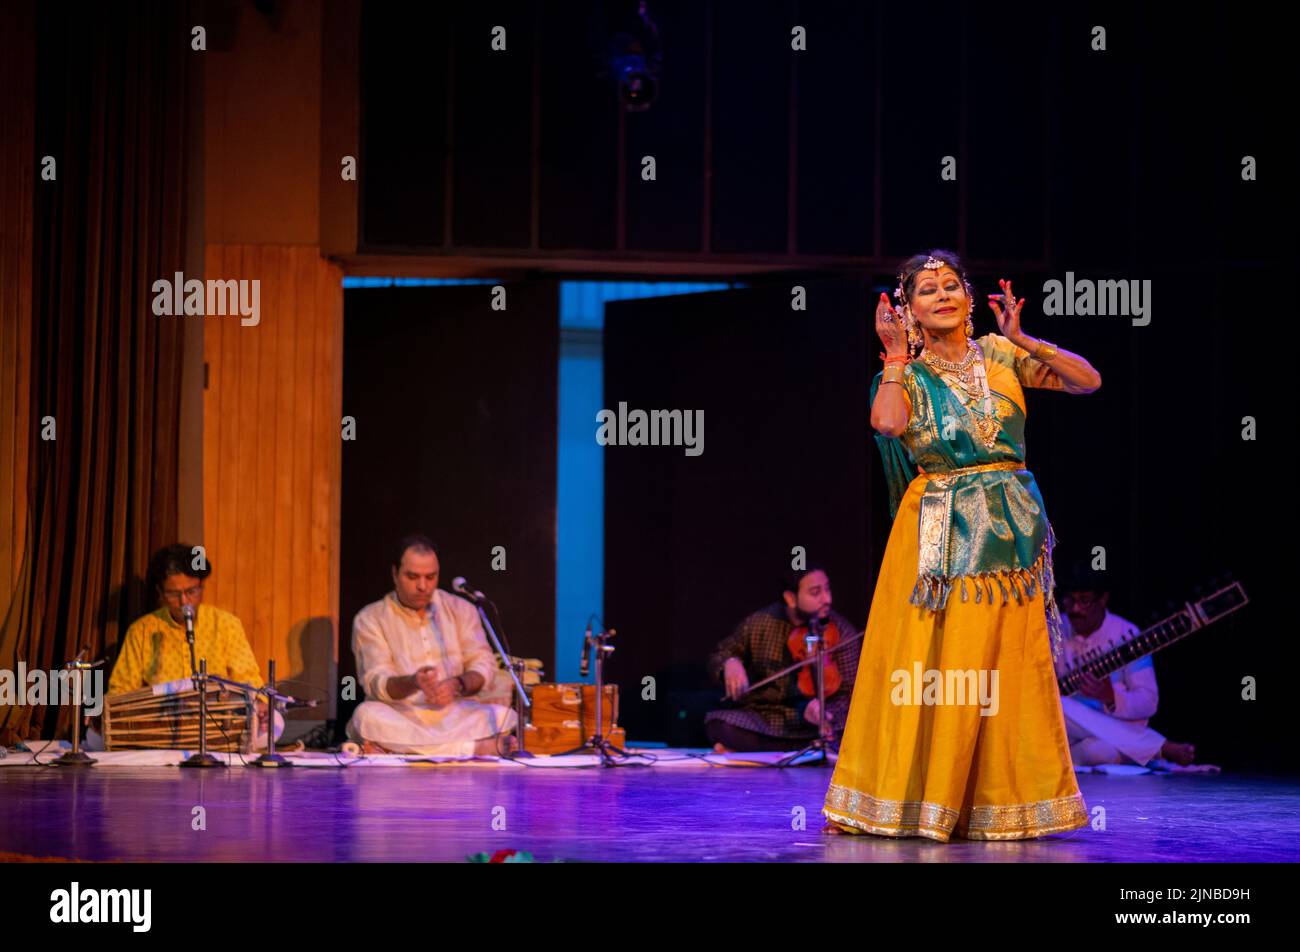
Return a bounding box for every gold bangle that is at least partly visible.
[882,366,905,385]
[1032,340,1058,362]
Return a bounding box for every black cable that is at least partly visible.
[330,747,370,768]
[501,738,658,768]
[28,739,58,767]
[200,702,247,766]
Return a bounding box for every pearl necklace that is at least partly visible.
[920,341,1000,449]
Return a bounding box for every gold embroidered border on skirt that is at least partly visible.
[824,783,1088,843]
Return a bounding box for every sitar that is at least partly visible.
[1057,580,1249,695]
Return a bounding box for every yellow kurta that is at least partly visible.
[107,605,263,695]
[824,335,1088,841]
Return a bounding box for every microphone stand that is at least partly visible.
[557,623,626,765]
[776,616,833,768]
[52,650,101,767]
[178,605,225,767]
[248,659,290,768]
[464,595,532,758]
[180,658,225,768]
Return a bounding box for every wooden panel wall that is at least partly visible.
[202,244,342,716]
[202,0,321,246]
[0,0,35,616]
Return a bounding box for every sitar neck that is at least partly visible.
[1058,581,1248,696]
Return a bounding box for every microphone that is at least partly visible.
[451,577,486,605]
[254,682,321,709]
[182,603,199,679]
[580,618,591,678]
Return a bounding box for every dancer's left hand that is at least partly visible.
[987,278,1026,341]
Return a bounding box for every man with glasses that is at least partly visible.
[107,543,277,744]
[1054,562,1198,767]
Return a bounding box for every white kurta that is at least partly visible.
[1055,610,1165,766]
[346,590,516,756]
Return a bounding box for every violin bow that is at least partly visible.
[728,629,866,700]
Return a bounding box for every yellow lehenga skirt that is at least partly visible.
[823,471,1089,842]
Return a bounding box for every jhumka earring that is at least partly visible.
[903,305,923,356]
[964,281,975,338]
[894,279,924,357]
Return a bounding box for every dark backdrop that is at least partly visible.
[338,284,559,732]
[604,281,874,743]
[356,1,1289,272]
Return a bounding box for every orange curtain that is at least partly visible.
[0,1,190,744]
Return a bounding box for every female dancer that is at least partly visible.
[823,250,1102,841]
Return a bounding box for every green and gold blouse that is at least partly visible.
[871,334,1068,654]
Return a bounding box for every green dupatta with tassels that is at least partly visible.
[869,334,1065,658]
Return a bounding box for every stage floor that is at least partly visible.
[2,758,1296,862]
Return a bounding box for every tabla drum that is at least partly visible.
[103,678,252,752]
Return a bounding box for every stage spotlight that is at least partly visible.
[603,0,662,112]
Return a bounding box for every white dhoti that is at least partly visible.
[1061,695,1165,766]
[347,698,516,757]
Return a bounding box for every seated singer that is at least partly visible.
[107,543,280,745]
[346,534,517,757]
[705,564,861,753]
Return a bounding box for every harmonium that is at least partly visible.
[525,682,626,755]
[103,679,252,752]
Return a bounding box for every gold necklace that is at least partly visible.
[920,341,979,374]
[921,342,1000,449]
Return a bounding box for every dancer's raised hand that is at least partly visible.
[875,292,908,357]
[987,278,1026,340]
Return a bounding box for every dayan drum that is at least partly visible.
[103,677,252,752]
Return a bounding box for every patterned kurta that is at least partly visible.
[706,603,861,740]
[108,605,263,695]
